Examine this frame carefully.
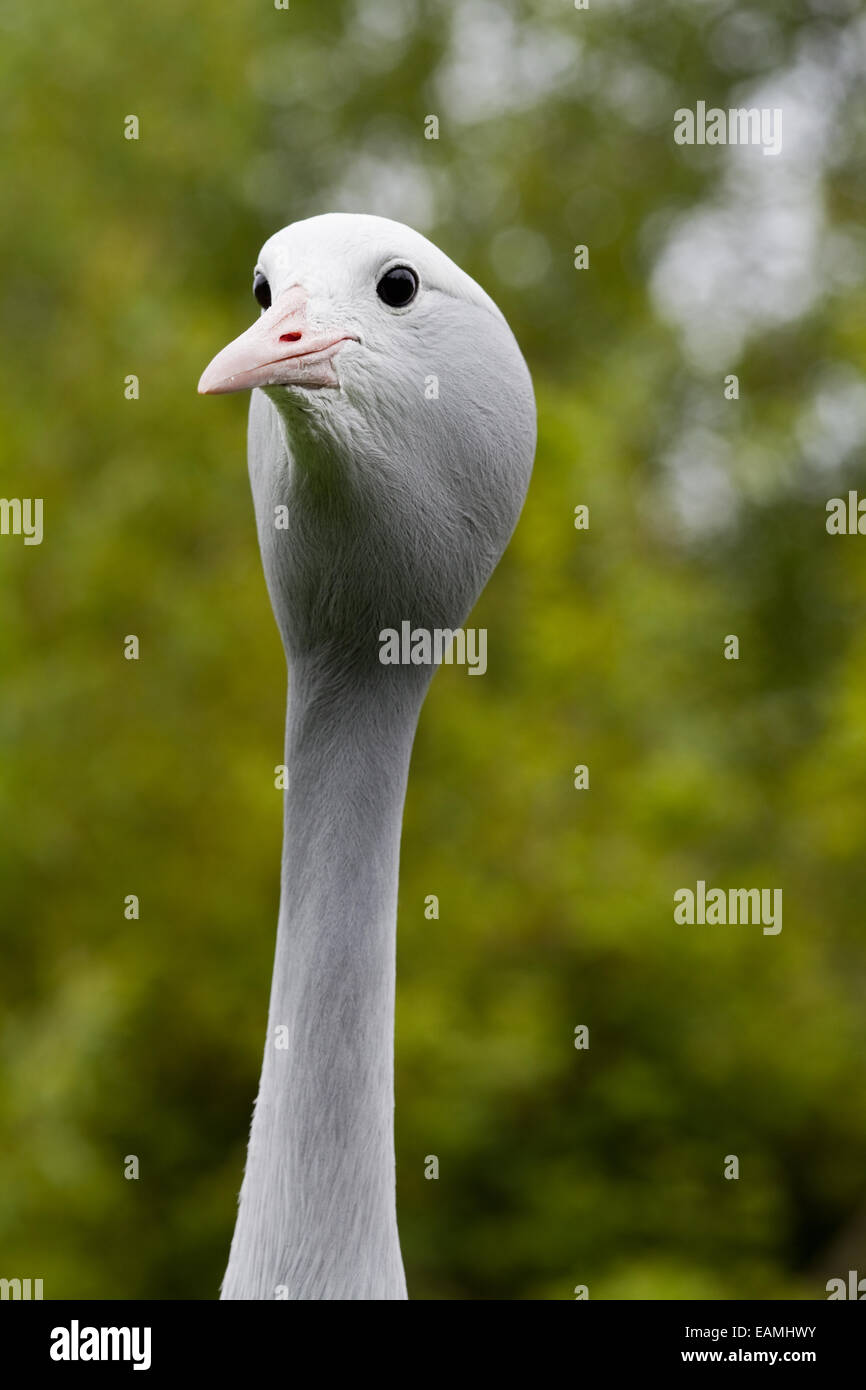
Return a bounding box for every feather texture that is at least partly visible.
[203,215,536,1299]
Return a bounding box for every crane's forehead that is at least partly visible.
[257,214,499,316]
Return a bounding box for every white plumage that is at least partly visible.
[199,213,536,1300]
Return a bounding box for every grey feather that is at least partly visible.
[204,215,536,1300]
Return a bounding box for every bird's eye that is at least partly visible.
[253,270,271,310]
[376,265,419,308]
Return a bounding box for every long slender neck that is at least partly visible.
[221,659,424,1300]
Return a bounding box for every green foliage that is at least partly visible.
[1,0,865,1299]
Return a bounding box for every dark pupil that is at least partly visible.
[377,266,418,307]
[253,271,271,310]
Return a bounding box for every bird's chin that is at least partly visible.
[269,360,342,392]
[263,343,354,392]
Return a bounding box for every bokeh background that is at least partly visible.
[2,0,866,1300]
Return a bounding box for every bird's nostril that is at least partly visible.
[280,331,303,342]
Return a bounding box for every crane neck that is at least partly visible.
[221,658,426,1299]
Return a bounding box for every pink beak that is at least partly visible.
[198,285,356,395]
